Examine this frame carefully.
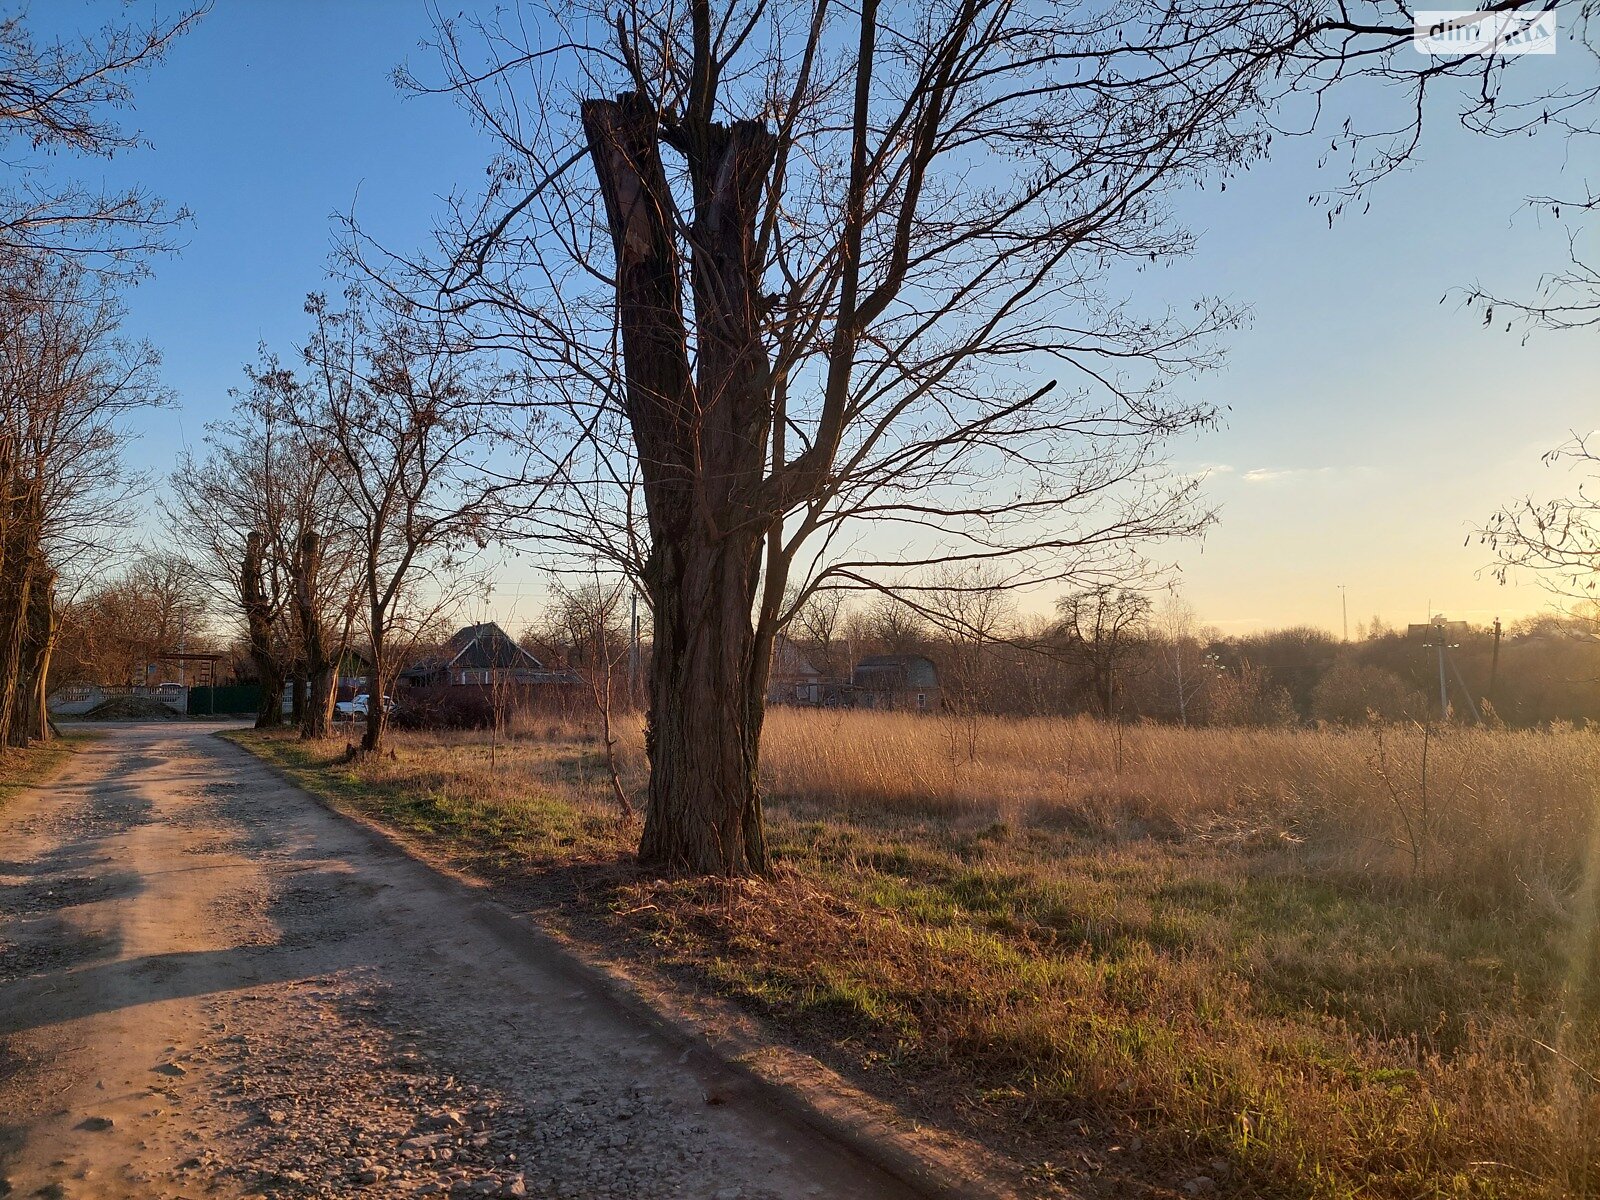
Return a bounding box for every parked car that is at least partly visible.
[334,693,393,720]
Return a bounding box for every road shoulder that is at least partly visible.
[223,728,1019,1200]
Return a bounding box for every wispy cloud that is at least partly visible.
[1241,467,1300,484]
[1175,462,1236,484]
[1239,466,1367,486]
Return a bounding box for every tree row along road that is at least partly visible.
[0,724,911,1199]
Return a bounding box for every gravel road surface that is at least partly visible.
[0,723,915,1199]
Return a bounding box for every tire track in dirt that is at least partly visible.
[0,723,915,1199]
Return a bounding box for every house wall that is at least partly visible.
[767,674,823,706]
[857,686,940,713]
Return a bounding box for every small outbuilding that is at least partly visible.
[767,638,824,706]
[851,654,940,712]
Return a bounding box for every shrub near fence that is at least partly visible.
[390,682,588,731]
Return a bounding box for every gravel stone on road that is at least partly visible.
[0,723,915,1199]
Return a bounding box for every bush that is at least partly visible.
[1206,662,1297,727]
[390,685,499,731]
[389,681,591,731]
[1311,663,1429,724]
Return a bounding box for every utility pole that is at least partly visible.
[1488,616,1502,710]
[1412,616,1478,724]
[1338,584,1348,642]
[1435,634,1449,721]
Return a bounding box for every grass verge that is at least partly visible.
[226,717,1599,1200]
[0,733,91,810]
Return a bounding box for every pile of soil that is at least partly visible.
[82,695,183,720]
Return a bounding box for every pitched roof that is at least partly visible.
[853,654,939,688]
[447,622,544,671]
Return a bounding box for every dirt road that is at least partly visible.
[0,723,915,1199]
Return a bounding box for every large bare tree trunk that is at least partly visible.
[0,495,39,748]
[241,530,285,729]
[637,534,767,873]
[584,93,777,875]
[295,530,336,740]
[303,667,335,740]
[0,580,28,746]
[18,567,55,744]
[0,430,11,740]
[360,666,387,755]
[360,608,386,756]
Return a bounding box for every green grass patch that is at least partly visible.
[224,729,630,873]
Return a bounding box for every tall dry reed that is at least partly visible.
[757,710,1598,900]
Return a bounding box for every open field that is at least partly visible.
[235,712,1600,1199]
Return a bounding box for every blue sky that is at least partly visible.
[30,1,1599,634]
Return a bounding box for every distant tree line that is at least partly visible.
[54,566,1600,733]
[773,585,1600,730]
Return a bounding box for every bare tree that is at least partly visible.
[376,0,1576,874]
[0,7,202,275]
[237,528,286,727]
[170,361,302,729]
[1455,10,1599,335]
[0,253,165,746]
[292,528,343,739]
[921,564,1013,697]
[1153,590,1210,727]
[295,288,509,757]
[1056,587,1152,719]
[789,587,847,680]
[861,596,931,659]
[59,551,207,688]
[1463,197,1600,336]
[171,346,371,735]
[0,7,198,745]
[548,575,636,819]
[922,564,1016,762]
[1486,432,1600,606]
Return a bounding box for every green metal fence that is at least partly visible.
[186,684,262,715]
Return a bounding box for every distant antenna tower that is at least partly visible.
[1407,615,1480,724]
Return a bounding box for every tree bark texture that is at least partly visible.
[583,93,777,874]
[241,530,285,729]
[360,608,386,755]
[295,531,336,740]
[0,489,39,748]
[18,567,55,743]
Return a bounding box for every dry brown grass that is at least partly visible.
[236,710,1600,1200]
[0,732,90,808]
[761,711,1596,897]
